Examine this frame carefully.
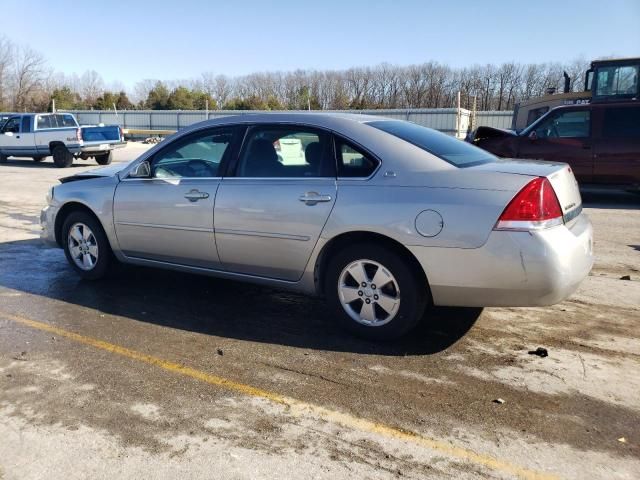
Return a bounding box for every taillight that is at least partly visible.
[76,128,82,142]
[273,139,281,150]
[494,177,563,231]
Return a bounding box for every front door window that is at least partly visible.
[534,110,590,139]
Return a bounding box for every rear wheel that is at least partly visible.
[95,151,112,165]
[62,212,112,280]
[52,145,73,168]
[324,243,428,340]
[32,156,45,162]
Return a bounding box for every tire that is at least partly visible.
[0,153,7,163]
[52,145,73,168]
[95,151,112,165]
[62,211,112,280]
[324,243,428,341]
[32,156,45,162]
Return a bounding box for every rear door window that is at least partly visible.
[235,126,334,178]
[602,107,640,138]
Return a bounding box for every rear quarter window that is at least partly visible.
[335,138,379,178]
[369,120,496,167]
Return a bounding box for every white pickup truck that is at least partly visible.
[0,113,125,167]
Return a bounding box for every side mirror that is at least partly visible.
[528,131,538,141]
[129,160,151,178]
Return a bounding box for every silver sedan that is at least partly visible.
[41,113,594,340]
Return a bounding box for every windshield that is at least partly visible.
[369,120,496,167]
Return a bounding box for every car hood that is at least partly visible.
[59,162,132,183]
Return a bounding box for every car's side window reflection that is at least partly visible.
[151,129,234,178]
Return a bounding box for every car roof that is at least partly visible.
[182,112,394,131]
[549,100,638,113]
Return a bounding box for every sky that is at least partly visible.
[1,0,639,89]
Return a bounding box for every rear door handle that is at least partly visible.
[299,191,332,205]
[184,189,210,202]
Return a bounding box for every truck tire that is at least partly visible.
[32,156,45,162]
[95,151,112,165]
[52,145,73,168]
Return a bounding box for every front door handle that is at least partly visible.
[184,189,210,202]
[299,191,332,206]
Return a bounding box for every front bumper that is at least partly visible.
[40,204,60,247]
[410,213,594,307]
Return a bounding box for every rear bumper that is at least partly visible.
[80,141,126,153]
[409,213,594,307]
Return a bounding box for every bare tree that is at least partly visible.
[0,37,15,110]
[11,46,47,110]
[80,70,104,105]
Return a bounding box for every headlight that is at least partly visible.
[46,186,54,204]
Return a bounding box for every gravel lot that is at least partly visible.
[0,144,639,479]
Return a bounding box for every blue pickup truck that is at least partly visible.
[0,113,125,167]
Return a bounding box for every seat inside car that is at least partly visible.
[304,141,322,175]
[243,139,283,177]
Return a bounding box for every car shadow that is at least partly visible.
[0,157,90,169]
[581,188,640,210]
[0,238,481,356]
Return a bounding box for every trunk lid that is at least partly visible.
[470,159,583,221]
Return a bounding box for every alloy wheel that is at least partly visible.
[338,259,401,326]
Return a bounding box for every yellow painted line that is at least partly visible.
[2,310,559,480]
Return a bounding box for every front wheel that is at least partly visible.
[324,244,428,340]
[95,151,112,165]
[52,145,73,168]
[62,212,112,280]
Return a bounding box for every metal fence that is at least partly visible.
[65,108,513,137]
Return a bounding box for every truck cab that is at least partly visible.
[471,102,640,190]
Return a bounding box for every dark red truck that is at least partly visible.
[469,102,640,190]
